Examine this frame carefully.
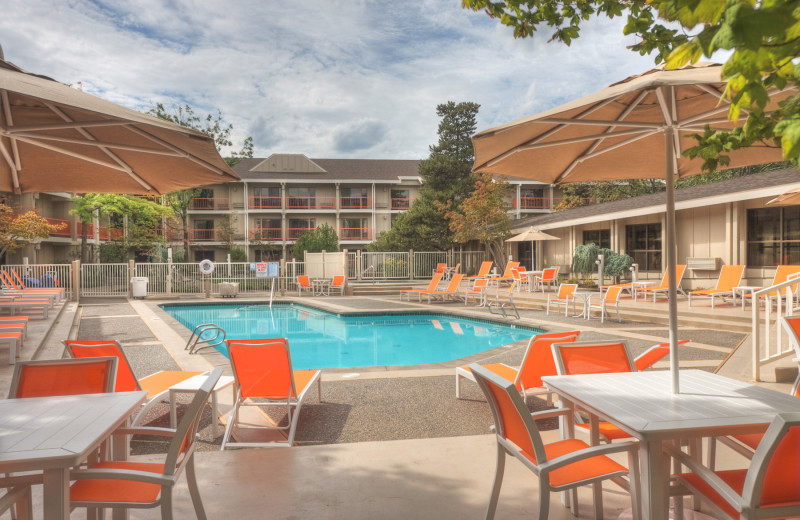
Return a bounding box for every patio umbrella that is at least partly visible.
[472,63,787,393]
[0,55,239,194]
[767,187,800,206]
[505,227,559,269]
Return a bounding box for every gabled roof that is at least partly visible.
[233,155,422,182]
[512,167,800,231]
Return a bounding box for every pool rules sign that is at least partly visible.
[255,262,280,278]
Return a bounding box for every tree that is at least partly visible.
[291,224,339,258]
[462,0,800,170]
[442,171,512,267]
[368,101,480,251]
[0,204,63,261]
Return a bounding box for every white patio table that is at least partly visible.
[0,391,147,519]
[542,370,800,520]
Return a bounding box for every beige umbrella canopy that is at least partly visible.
[767,187,800,206]
[0,56,239,195]
[507,227,560,270]
[473,63,787,393]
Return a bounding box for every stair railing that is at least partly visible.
[751,274,800,381]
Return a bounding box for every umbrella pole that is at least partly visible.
[665,128,680,394]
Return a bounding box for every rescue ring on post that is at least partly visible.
[199,259,215,275]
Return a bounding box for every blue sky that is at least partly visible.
[2,0,660,159]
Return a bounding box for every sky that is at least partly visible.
[1,0,662,160]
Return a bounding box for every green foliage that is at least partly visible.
[228,247,247,262]
[463,0,800,169]
[381,257,408,278]
[291,224,339,258]
[171,248,187,262]
[571,243,633,277]
[99,242,128,263]
[371,101,479,251]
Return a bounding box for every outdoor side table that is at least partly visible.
[312,278,331,296]
[168,374,235,437]
[542,370,800,520]
[631,280,656,301]
[520,270,542,292]
[571,291,596,319]
[732,285,761,310]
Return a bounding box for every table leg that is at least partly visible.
[558,397,577,513]
[170,389,178,429]
[589,415,603,518]
[111,426,131,520]
[211,389,219,438]
[42,467,70,519]
[639,439,670,520]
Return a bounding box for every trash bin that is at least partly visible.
[131,277,148,299]
[218,282,239,298]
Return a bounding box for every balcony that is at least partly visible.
[249,228,282,241]
[340,228,373,240]
[516,197,551,210]
[45,218,71,237]
[189,229,219,241]
[76,223,111,240]
[286,227,315,240]
[189,198,230,211]
[339,196,372,210]
[248,196,282,209]
[391,198,413,210]
[286,196,336,210]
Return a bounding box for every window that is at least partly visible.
[252,218,281,241]
[583,229,611,249]
[287,218,315,240]
[340,187,369,209]
[747,207,800,266]
[254,249,280,262]
[287,187,315,209]
[251,186,281,209]
[194,250,214,262]
[391,189,410,210]
[625,224,662,271]
[192,220,215,241]
[341,218,369,240]
[192,188,215,210]
[520,188,546,209]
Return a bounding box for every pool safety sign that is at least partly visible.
[255,262,280,278]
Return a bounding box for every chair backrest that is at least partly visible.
[1,271,19,290]
[9,357,117,398]
[541,267,557,282]
[471,364,548,465]
[769,265,800,296]
[472,278,489,290]
[10,270,29,289]
[297,275,311,287]
[443,273,464,292]
[633,339,689,371]
[779,316,800,360]
[226,339,299,399]
[552,340,636,376]
[715,264,745,291]
[435,263,447,273]
[501,261,520,277]
[551,266,560,277]
[64,340,142,392]
[164,368,222,477]
[453,263,460,274]
[475,261,493,277]
[742,412,800,511]
[516,331,580,389]
[557,284,577,299]
[511,268,523,281]
[331,275,345,287]
[604,286,623,302]
[425,272,444,290]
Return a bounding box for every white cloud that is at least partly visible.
[1,0,663,159]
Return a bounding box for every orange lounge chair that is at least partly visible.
[455,330,580,402]
[420,273,464,303]
[64,339,204,425]
[635,264,687,302]
[296,275,313,296]
[400,273,442,301]
[70,369,222,520]
[0,301,48,319]
[739,264,800,310]
[533,266,558,292]
[688,264,745,308]
[222,339,321,449]
[8,269,65,297]
[469,363,640,520]
[462,261,493,281]
[329,275,346,295]
[463,278,489,306]
[486,261,520,286]
[1,271,61,305]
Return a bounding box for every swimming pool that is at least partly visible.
[161,303,541,370]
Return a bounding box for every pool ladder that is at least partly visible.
[185,323,227,355]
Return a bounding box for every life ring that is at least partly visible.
[199,259,215,275]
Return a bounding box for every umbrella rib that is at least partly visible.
[43,102,154,192]
[655,88,680,174]
[11,131,185,156]
[4,120,130,133]
[539,118,663,128]
[11,135,134,174]
[124,125,229,176]
[0,90,21,191]
[514,127,653,151]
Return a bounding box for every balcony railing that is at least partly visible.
[391,198,413,210]
[76,223,110,240]
[339,196,372,209]
[189,198,230,210]
[189,229,218,241]
[286,227,314,240]
[340,228,373,240]
[249,228,282,241]
[248,196,282,209]
[516,197,551,210]
[286,196,336,210]
[46,218,72,237]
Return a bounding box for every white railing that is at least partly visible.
[413,252,448,279]
[81,263,129,297]
[751,275,800,381]
[1,264,74,298]
[361,252,409,279]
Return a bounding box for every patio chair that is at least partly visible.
[533,267,558,293]
[0,271,61,305]
[547,284,578,316]
[0,330,23,365]
[64,340,204,425]
[8,269,65,296]
[739,265,800,310]
[511,267,530,292]
[0,301,49,320]
[486,261,520,286]
[668,412,800,520]
[296,275,313,296]
[420,273,464,303]
[329,275,346,296]
[433,263,448,279]
[462,261,493,281]
[69,368,223,520]
[687,264,745,308]
[487,281,519,319]
[780,315,800,362]
[587,286,623,323]
[8,357,117,398]
[635,265,687,302]
[222,339,321,449]
[400,273,443,301]
[464,278,490,306]
[470,363,640,520]
[455,330,580,403]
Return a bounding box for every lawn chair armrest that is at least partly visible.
[116,426,176,438]
[541,440,639,473]
[664,443,743,509]
[530,407,572,421]
[71,467,176,485]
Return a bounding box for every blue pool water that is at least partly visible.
[161,303,540,370]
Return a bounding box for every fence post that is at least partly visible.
[128,260,135,299]
[71,259,80,302]
[409,249,414,279]
[280,258,286,296]
[166,254,173,296]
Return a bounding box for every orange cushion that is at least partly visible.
[521,438,628,487]
[70,461,165,504]
[293,369,320,394]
